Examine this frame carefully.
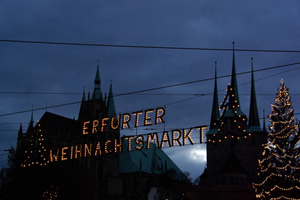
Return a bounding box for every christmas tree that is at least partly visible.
[21,120,48,167]
[253,79,300,199]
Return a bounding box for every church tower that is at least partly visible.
[77,62,121,199]
[205,44,266,187]
[78,62,108,122]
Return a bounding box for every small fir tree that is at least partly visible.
[253,79,300,199]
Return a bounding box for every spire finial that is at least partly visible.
[82,86,86,101]
[263,110,266,132]
[232,41,235,50]
[107,82,116,118]
[92,62,102,100]
[31,105,34,123]
[214,61,217,79]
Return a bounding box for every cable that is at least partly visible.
[2,92,300,96]
[161,65,300,107]
[1,39,300,53]
[114,62,300,97]
[1,61,300,117]
[1,62,299,97]
[0,91,81,95]
[0,101,80,117]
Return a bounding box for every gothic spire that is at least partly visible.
[27,107,34,133]
[82,87,86,102]
[230,42,240,105]
[18,123,23,139]
[107,82,116,118]
[78,87,86,122]
[209,62,220,133]
[30,106,33,124]
[218,43,247,133]
[262,110,267,133]
[92,61,103,100]
[248,58,262,132]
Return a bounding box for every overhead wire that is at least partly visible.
[162,65,300,107]
[0,62,300,117]
[1,61,299,97]
[114,62,300,97]
[1,39,300,53]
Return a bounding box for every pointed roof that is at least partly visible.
[230,42,240,105]
[207,62,220,135]
[95,63,101,85]
[27,107,34,133]
[39,112,82,138]
[262,110,267,132]
[30,106,34,124]
[247,58,262,133]
[82,87,86,102]
[18,123,23,138]
[92,62,103,100]
[220,43,246,119]
[78,89,86,121]
[107,83,116,118]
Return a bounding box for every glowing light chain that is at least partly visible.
[210,84,248,142]
[271,116,295,125]
[259,151,299,165]
[253,173,300,187]
[254,185,300,200]
[271,102,292,109]
[260,162,300,173]
[271,196,300,200]
[21,122,49,168]
[269,124,298,137]
[270,185,300,192]
[208,132,251,143]
[270,108,293,118]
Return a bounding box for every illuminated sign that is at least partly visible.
[49,126,207,162]
[29,107,207,164]
[82,107,166,134]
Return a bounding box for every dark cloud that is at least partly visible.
[1,0,300,179]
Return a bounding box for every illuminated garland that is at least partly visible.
[208,84,248,143]
[260,162,300,173]
[253,172,300,187]
[271,196,300,200]
[269,124,298,136]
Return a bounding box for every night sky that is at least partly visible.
[1,1,300,180]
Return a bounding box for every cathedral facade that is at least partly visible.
[13,64,189,200]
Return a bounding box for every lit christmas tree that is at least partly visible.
[253,79,300,199]
[21,120,48,167]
